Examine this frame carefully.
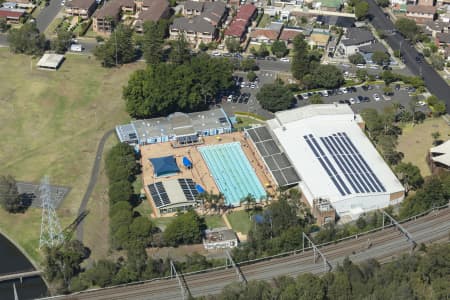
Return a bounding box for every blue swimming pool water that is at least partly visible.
[199,142,266,206]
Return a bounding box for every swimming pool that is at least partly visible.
[199,142,266,206]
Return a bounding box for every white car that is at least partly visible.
[212,51,221,57]
[280,57,290,62]
[250,84,256,89]
[416,101,426,106]
[322,90,329,97]
[373,93,380,101]
[356,64,366,69]
[240,82,246,88]
[349,98,356,105]
[227,95,233,102]
[301,93,309,100]
[341,87,348,94]
[369,65,378,70]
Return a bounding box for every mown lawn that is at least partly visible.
[0,49,143,265]
[397,117,450,177]
[227,210,252,234]
[204,215,226,229]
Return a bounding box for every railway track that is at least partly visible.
[45,207,450,300]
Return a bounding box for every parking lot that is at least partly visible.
[296,84,427,114]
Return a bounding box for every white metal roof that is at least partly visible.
[430,140,450,166]
[267,104,404,205]
[36,54,64,69]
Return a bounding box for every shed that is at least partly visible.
[36,54,65,70]
[149,156,180,177]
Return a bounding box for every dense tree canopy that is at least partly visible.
[0,175,22,213]
[291,34,310,80]
[395,18,420,41]
[163,210,204,246]
[394,162,423,192]
[349,53,366,65]
[371,51,390,65]
[225,37,240,53]
[105,143,138,184]
[7,22,46,55]
[271,40,289,58]
[256,82,294,112]
[142,20,167,65]
[311,65,345,89]
[354,1,369,20]
[51,29,72,54]
[94,25,135,67]
[123,54,233,118]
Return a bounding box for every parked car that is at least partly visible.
[356,64,366,69]
[349,97,356,105]
[357,95,364,102]
[395,84,401,90]
[280,57,290,62]
[223,53,232,57]
[341,87,348,94]
[373,93,381,101]
[247,55,256,59]
[70,44,83,52]
[212,51,221,57]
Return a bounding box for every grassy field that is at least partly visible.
[204,215,226,229]
[397,117,450,177]
[227,211,252,234]
[0,49,143,264]
[234,116,263,129]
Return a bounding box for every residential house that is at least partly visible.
[264,6,290,21]
[6,0,33,9]
[308,28,330,49]
[425,19,450,37]
[0,7,25,23]
[336,28,375,56]
[313,0,343,12]
[249,22,283,45]
[406,5,436,24]
[279,27,306,47]
[169,1,226,45]
[93,0,168,34]
[436,32,450,47]
[358,42,389,63]
[315,15,355,28]
[224,4,256,42]
[65,0,98,19]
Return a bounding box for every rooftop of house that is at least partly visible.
[0,7,25,18]
[316,14,355,28]
[406,4,437,14]
[279,28,303,41]
[65,0,96,9]
[425,19,449,32]
[436,32,450,43]
[236,3,256,21]
[224,19,247,37]
[171,15,216,33]
[93,0,133,18]
[341,28,375,46]
[250,28,281,40]
[136,0,168,22]
[358,41,388,53]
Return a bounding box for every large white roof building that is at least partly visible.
[267,104,405,219]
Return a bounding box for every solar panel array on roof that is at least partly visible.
[148,182,170,208]
[178,178,199,201]
[247,126,300,186]
[304,132,386,196]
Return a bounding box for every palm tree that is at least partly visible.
[240,194,257,219]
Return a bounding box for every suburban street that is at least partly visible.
[367,0,450,111]
[36,0,62,33]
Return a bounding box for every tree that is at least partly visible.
[198,41,208,52]
[258,43,270,58]
[377,0,390,7]
[240,58,258,71]
[105,143,138,184]
[271,40,288,58]
[94,25,135,67]
[0,18,10,33]
[85,259,117,287]
[422,48,431,57]
[108,180,134,205]
[0,175,22,213]
[256,82,294,112]
[123,55,233,118]
[169,33,190,65]
[430,54,445,70]
[129,216,154,245]
[142,20,165,65]
[349,53,366,65]
[247,71,257,82]
[426,95,446,116]
[7,22,46,55]
[163,210,204,246]
[372,51,390,65]
[309,94,323,104]
[311,65,345,89]
[51,29,72,54]
[355,1,369,20]
[291,34,310,80]
[383,85,394,96]
[395,162,423,192]
[356,69,368,82]
[225,37,240,53]
[431,131,441,146]
[395,18,419,41]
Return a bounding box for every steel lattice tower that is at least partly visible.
[39,176,64,249]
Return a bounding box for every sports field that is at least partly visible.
[0,49,143,264]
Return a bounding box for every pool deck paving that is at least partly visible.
[139,132,276,218]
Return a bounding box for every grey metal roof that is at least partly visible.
[341,28,374,46]
[171,15,215,33]
[358,42,387,53]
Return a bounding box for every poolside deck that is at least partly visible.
[140,132,276,217]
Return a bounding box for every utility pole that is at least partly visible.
[382,210,416,251]
[39,176,64,249]
[302,232,331,273]
[114,28,118,67]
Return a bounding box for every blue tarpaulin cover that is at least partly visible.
[183,156,192,168]
[149,156,180,177]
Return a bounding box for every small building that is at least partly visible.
[0,7,25,23]
[428,140,450,174]
[336,28,375,56]
[313,198,336,226]
[116,108,232,145]
[249,22,283,45]
[313,0,343,12]
[224,4,256,42]
[203,227,238,250]
[134,0,170,33]
[406,5,436,24]
[170,16,218,45]
[147,178,201,216]
[65,0,98,19]
[36,54,65,70]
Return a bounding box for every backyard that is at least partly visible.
[0,49,143,264]
[227,210,252,235]
[397,117,450,177]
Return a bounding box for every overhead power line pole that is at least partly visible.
[303,232,331,273]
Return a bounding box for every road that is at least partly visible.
[36,0,62,33]
[76,129,115,242]
[41,206,450,300]
[367,0,450,112]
